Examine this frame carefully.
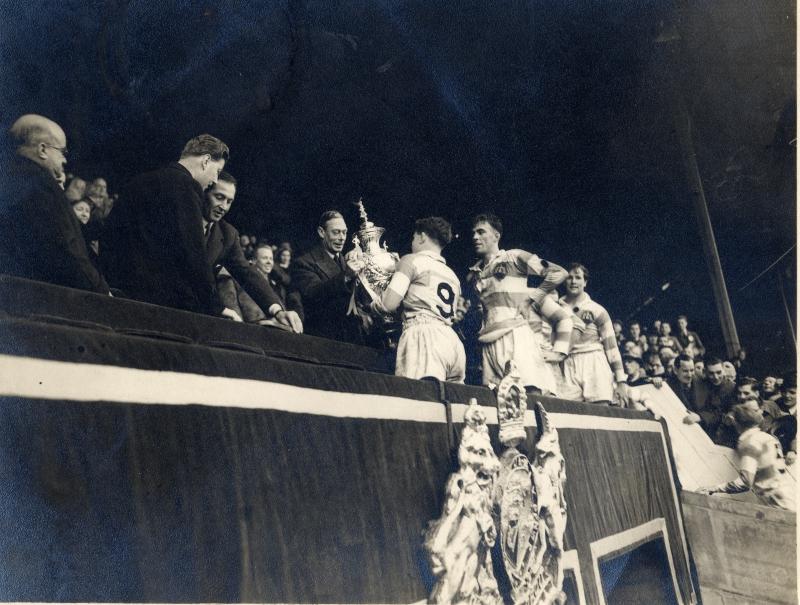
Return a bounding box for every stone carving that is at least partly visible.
[424,365,568,605]
[496,360,527,447]
[494,362,568,605]
[424,399,502,605]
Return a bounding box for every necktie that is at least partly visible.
[335,253,345,271]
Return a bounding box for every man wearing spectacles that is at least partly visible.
[0,113,109,294]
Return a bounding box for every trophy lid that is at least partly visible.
[356,198,374,230]
[355,198,384,240]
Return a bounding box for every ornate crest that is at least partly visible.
[494,365,568,605]
[424,399,502,605]
[424,369,568,605]
[495,394,567,605]
[496,360,527,447]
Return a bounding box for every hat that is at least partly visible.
[782,372,797,390]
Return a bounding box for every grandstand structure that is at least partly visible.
[0,274,795,604]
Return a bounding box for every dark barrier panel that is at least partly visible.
[0,274,391,374]
[0,277,696,603]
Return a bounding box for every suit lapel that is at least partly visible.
[313,245,341,280]
[206,222,223,266]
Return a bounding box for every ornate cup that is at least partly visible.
[352,198,397,301]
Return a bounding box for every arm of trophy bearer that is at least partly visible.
[370,255,411,315]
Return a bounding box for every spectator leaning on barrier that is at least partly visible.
[624,354,650,387]
[202,173,302,331]
[1,114,109,294]
[695,357,736,445]
[700,399,796,511]
[666,354,704,422]
[238,243,304,326]
[646,352,666,378]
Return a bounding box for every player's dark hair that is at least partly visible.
[731,401,762,429]
[180,134,230,161]
[318,210,344,229]
[675,353,694,368]
[705,357,724,368]
[569,263,589,281]
[738,376,759,388]
[472,212,503,236]
[414,216,453,247]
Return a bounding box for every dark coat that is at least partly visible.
[102,163,218,314]
[0,156,109,293]
[237,269,304,324]
[291,244,361,343]
[206,219,283,314]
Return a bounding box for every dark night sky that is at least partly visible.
[1,0,795,373]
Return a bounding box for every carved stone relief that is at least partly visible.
[425,362,568,605]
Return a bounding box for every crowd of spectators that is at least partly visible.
[2,113,795,508]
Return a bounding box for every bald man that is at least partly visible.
[0,114,109,293]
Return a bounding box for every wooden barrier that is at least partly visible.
[681,490,797,605]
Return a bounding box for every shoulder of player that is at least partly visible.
[738,429,772,454]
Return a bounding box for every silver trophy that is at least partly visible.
[350,198,398,323]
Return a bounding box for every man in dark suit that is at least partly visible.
[292,210,364,343]
[237,243,304,324]
[103,134,230,315]
[1,114,109,294]
[203,173,302,333]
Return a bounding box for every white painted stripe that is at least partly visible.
[0,355,669,439]
[549,413,663,433]
[0,354,452,423]
[589,518,683,605]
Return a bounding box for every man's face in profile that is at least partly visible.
[203,180,235,223]
[318,217,348,254]
[197,157,225,191]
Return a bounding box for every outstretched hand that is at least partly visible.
[276,310,303,333]
[614,381,633,408]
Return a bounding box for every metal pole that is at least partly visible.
[671,108,741,358]
[657,34,742,358]
[777,271,797,351]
